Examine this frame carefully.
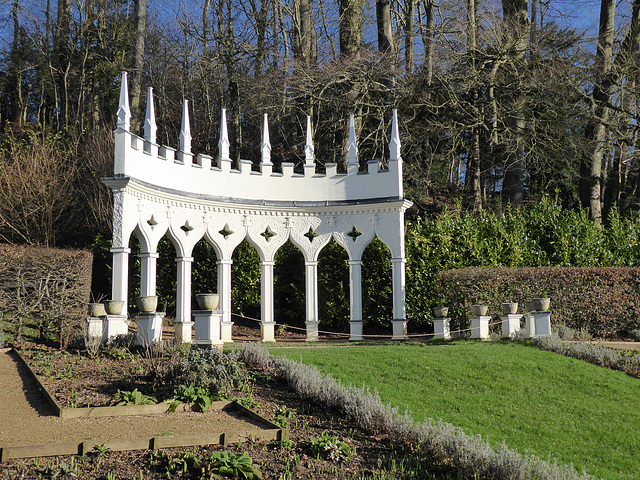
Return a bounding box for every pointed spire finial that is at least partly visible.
[117,72,131,131]
[219,109,230,161]
[304,115,314,165]
[144,87,157,144]
[389,109,401,161]
[261,113,271,164]
[347,114,358,165]
[179,99,192,154]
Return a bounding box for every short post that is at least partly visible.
[532,311,552,336]
[175,321,194,343]
[103,315,129,343]
[524,300,536,337]
[470,316,490,339]
[193,310,223,347]
[136,312,163,345]
[501,315,522,338]
[433,317,451,340]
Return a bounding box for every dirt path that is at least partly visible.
[0,350,265,449]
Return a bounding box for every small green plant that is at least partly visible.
[310,430,354,461]
[169,384,214,413]
[276,323,288,335]
[273,405,297,429]
[46,457,78,478]
[113,388,157,406]
[237,394,261,411]
[205,451,262,479]
[90,443,110,470]
[279,438,296,451]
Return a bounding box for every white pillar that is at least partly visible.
[217,259,234,343]
[260,260,276,342]
[139,252,159,297]
[348,260,363,341]
[175,256,193,342]
[501,314,522,338]
[433,317,451,340]
[391,257,407,340]
[304,261,320,342]
[110,247,130,312]
[471,316,490,339]
[532,311,552,336]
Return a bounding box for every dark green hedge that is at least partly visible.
[435,267,640,338]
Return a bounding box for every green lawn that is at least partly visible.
[269,341,639,480]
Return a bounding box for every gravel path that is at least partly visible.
[0,349,264,449]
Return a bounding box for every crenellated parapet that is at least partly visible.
[114,73,404,204]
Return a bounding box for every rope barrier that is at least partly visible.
[230,312,507,340]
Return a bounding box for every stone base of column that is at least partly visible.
[136,313,163,346]
[470,315,490,339]
[433,317,450,340]
[103,315,129,344]
[501,314,522,338]
[193,310,223,346]
[86,317,103,341]
[391,319,407,340]
[175,321,194,343]
[349,320,363,341]
[532,311,552,336]
[221,320,234,343]
[305,321,320,342]
[261,322,276,342]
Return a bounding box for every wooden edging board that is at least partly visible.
[1,349,288,462]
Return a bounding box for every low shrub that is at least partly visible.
[166,348,250,398]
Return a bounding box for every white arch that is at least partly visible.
[104,73,412,343]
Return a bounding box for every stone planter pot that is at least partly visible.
[433,307,449,318]
[88,303,106,317]
[136,295,158,313]
[533,297,550,311]
[104,300,124,315]
[501,302,518,315]
[196,293,220,310]
[471,305,488,316]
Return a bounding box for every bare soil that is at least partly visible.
[0,330,445,480]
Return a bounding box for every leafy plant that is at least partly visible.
[205,451,262,479]
[237,394,260,412]
[113,388,157,406]
[169,384,214,413]
[310,430,354,461]
[273,405,297,429]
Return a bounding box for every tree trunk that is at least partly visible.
[501,0,529,205]
[53,0,71,129]
[130,0,147,133]
[421,0,435,86]
[339,0,363,59]
[579,0,616,224]
[376,0,394,54]
[404,0,415,73]
[466,0,482,211]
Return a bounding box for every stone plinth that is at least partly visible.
[193,310,223,346]
[86,317,103,339]
[392,320,407,340]
[532,311,552,336]
[433,317,451,340]
[524,313,535,337]
[261,321,276,343]
[349,320,363,341]
[470,316,490,339]
[305,321,319,342]
[221,319,234,343]
[136,313,163,345]
[501,314,522,338]
[175,321,194,343]
[103,315,129,343]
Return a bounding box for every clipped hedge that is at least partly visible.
[436,267,640,338]
[0,244,93,348]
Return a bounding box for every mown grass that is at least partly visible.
[269,340,640,480]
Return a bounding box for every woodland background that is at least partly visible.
[1,0,640,334]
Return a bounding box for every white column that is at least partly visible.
[471,316,490,339]
[260,260,276,342]
[305,261,319,342]
[391,257,407,340]
[175,256,194,342]
[348,260,363,341]
[139,252,159,297]
[110,247,130,312]
[217,259,234,343]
